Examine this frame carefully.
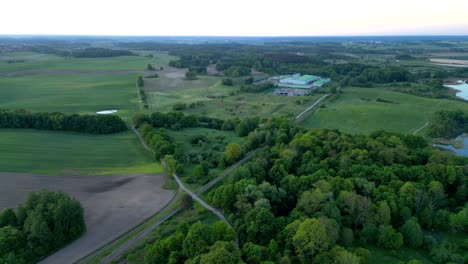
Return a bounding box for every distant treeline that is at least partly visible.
[0,190,85,263]
[0,109,127,134]
[71,48,134,58]
[429,110,468,138]
[240,82,275,93]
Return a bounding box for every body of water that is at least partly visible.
[444,81,468,100]
[433,134,468,157]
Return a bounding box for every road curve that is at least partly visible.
[95,127,253,262]
[173,174,239,248]
[295,93,330,120]
[413,119,429,135]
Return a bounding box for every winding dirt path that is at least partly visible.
[413,119,429,135]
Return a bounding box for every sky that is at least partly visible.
[1,0,468,36]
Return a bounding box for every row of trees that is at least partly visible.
[0,109,127,134]
[133,112,259,137]
[137,76,149,109]
[71,48,134,58]
[0,190,86,263]
[202,119,468,264]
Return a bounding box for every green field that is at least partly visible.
[0,52,176,121]
[0,52,175,72]
[0,73,141,119]
[304,88,468,135]
[0,129,161,175]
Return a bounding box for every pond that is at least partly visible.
[444,80,468,100]
[433,134,468,157]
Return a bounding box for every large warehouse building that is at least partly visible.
[278,74,329,89]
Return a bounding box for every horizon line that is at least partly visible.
[1,34,468,38]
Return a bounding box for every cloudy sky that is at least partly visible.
[2,0,468,36]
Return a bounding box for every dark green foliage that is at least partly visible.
[377,225,403,249]
[0,190,85,263]
[185,71,197,80]
[0,109,127,134]
[0,209,17,228]
[173,102,187,111]
[147,64,155,70]
[72,48,133,58]
[199,241,241,264]
[222,78,233,86]
[244,77,254,85]
[400,218,423,248]
[139,124,176,160]
[149,112,199,129]
[205,120,467,263]
[429,110,468,138]
[137,75,144,87]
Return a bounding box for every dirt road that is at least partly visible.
[295,94,330,120]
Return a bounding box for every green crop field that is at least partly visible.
[0,52,176,121]
[0,73,140,119]
[0,52,175,72]
[0,129,161,175]
[303,88,468,135]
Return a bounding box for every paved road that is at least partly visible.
[131,126,155,155]
[198,152,255,194]
[295,94,330,120]
[173,174,239,247]
[94,126,253,263]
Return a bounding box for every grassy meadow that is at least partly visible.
[0,129,162,175]
[146,75,324,120]
[303,87,468,135]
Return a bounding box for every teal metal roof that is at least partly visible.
[296,75,318,82]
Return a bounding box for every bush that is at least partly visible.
[222,78,234,86]
[0,190,85,263]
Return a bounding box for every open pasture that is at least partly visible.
[304,88,468,135]
[0,52,175,72]
[145,69,324,120]
[0,129,162,175]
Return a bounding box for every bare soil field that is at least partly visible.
[0,173,174,264]
[429,58,468,65]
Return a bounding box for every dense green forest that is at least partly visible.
[0,190,85,263]
[144,119,468,264]
[71,48,134,58]
[429,110,468,138]
[0,109,127,134]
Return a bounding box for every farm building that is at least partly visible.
[277,73,329,89]
[279,74,319,86]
